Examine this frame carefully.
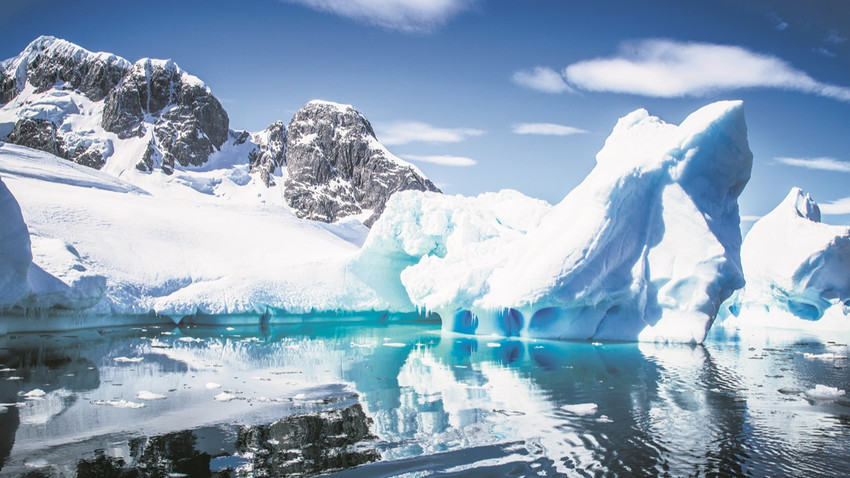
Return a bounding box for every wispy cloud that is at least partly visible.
[280,0,476,33]
[376,121,484,145]
[818,197,850,215]
[774,156,850,173]
[512,122,588,136]
[400,154,477,166]
[511,67,571,94]
[813,46,837,58]
[559,39,850,102]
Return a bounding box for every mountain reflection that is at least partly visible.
[0,320,847,476]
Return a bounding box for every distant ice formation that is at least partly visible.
[720,188,850,330]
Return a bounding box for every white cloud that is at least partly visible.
[511,67,571,94]
[819,197,850,215]
[400,154,477,166]
[512,122,588,136]
[774,156,850,173]
[376,121,484,145]
[281,0,475,33]
[563,39,850,102]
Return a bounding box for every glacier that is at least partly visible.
[1,100,755,342]
[719,187,850,330]
[363,100,752,343]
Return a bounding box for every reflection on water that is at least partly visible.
[0,318,847,476]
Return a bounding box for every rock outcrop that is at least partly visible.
[284,100,439,226]
[102,58,229,173]
[248,120,286,186]
[0,35,130,105]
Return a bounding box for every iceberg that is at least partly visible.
[720,188,850,330]
[363,101,752,343]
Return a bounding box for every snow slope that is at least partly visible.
[720,188,850,330]
[0,142,383,325]
[363,101,752,343]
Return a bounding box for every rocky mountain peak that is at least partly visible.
[102,57,229,173]
[284,100,440,226]
[1,35,130,104]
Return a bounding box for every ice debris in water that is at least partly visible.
[205,382,222,389]
[804,384,846,401]
[22,389,46,399]
[91,399,146,409]
[561,403,598,415]
[113,356,144,363]
[136,391,167,400]
[214,392,238,402]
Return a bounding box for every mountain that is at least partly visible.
[285,100,440,226]
[0,36,436,225]
[719,187,850,329]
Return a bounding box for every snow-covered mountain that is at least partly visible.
[0,36,435,224]
[719,188,850,330]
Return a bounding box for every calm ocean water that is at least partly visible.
[0,317,848,477]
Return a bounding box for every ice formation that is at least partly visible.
[1,101,753,343]
[363,101,752,343]
[720,188,850,329]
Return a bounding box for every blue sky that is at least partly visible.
[2,0,849,226]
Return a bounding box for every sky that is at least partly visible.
[2,0,849,227]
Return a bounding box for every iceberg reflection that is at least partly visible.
[0,320,847,476]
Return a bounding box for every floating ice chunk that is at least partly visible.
[561,403,598,415]
[804,384,846,401]
[22,389,46,399]
[803,352,845,361]
[113,356,143,363]
[91,399,146,409]
[214,392,238,402]
[205,382,222,389]
[136,391,167,400]
[778,386,805,395]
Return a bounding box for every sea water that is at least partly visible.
[0,317,848,477]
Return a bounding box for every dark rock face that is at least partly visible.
[5,118,106,168]
[284,101,440,226]
[1,36,129,105]
[237,403,379,476]
[249,120,286,186]
[102,59,229,173]
[6,118,66,158]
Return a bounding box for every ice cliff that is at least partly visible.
[720,188,850,329]
[362,101,753,343]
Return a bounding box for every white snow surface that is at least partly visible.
[0,142,389,324]
[363,101,752,343]
[720,188,850,330]
[1,101,755,343]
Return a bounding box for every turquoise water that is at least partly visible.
[0,317,848,477]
